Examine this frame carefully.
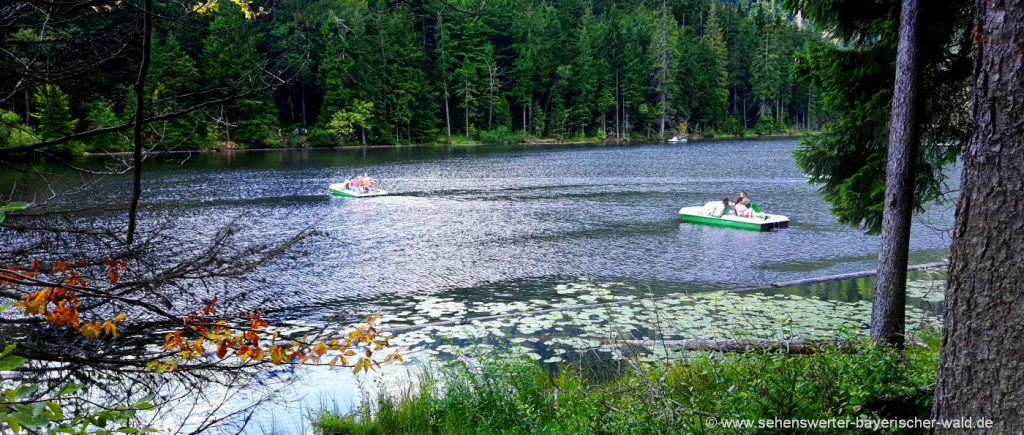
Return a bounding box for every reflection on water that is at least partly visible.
[246,269,946,434]
[3,139,955,322]
[2,139,956,433]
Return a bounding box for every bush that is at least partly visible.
[308,128,337,147]
[724,115,744,137]
[476,126,528,144]
[754,116,776,136]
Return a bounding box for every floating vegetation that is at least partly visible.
[366,274,945,366]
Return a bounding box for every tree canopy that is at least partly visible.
[1,0,822,151]
[787,0,971,233]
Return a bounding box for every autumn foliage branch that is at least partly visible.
[2,258,401,374]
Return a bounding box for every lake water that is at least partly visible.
[13,138,952,317]
[3,138,955,432]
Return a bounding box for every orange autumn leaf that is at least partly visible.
[216,339,230,359]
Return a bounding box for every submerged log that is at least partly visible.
[613,338,927,354]
[769,260,947,288]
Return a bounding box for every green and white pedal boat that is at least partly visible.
[329,183,389,198]
[678,205,789,231]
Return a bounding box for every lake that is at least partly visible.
[2,138,955,432]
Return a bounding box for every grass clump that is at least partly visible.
[312,332,940,434]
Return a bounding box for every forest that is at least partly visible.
[0,0,820,152]
[3,0,1021,432]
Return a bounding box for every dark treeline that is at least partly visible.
[1,0,821,151]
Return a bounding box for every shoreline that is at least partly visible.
[80,134,804,157]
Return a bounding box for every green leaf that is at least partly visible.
[46,401,64,420]
[0,355,27,371]
[11,410,40,430]
[5,415,20,433]
[0,201,30,212]
[0,343,15,357]
[14,384,38,399]
[0,302,11,313]
[58,383,81,396]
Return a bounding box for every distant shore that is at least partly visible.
[80,133,804,157]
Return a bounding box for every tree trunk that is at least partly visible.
[300,86,307,128]
[614,70,620,141]
[932,0,1024,431]
[742,94,747,129]
[488,64,496,129]
[126,0,153,246]
[444,87,452,139]
[870,0,922,347]
[24,88,30,125]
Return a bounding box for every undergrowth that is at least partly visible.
[312,331,940,434]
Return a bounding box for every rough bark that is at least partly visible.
[126,0,153,246]
[933,0,1024,431]
[871,0,922,347]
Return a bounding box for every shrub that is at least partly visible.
[754,116,776,136]
[476,126,528,144]
[308,128,337,147]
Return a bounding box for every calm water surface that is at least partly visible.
[7,138,956,432]
[11,138,954,320]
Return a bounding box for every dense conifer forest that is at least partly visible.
[0,0,821,151]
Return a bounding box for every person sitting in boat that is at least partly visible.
[354,172,376,193]
[709,197,734,217]
[347,176,360,192]
[734,193,754,218]
[736,191,750,206]
[733,191,762,218]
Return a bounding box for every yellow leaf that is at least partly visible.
[313,342,327,356]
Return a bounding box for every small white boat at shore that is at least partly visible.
[667,135,688,143]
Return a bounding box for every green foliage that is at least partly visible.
[477,126,529,144]
[307,127,336,147]
[313,334,941,434]
[0,343,155,434]
[327,100,374,143]
[32,84,82,154]
[201,5,277,147]
[3,0,823,151]
[32,85,76,139]
[0,110,39,148]
[84,100,128,152]
[754,115,776,136]
[148,36,208,150]
[789,0,972,233]
[0,201,31,224]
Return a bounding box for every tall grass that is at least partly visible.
[312,331,940,434]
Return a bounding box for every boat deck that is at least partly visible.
[678,206,789,231]
[329,183,388,198]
